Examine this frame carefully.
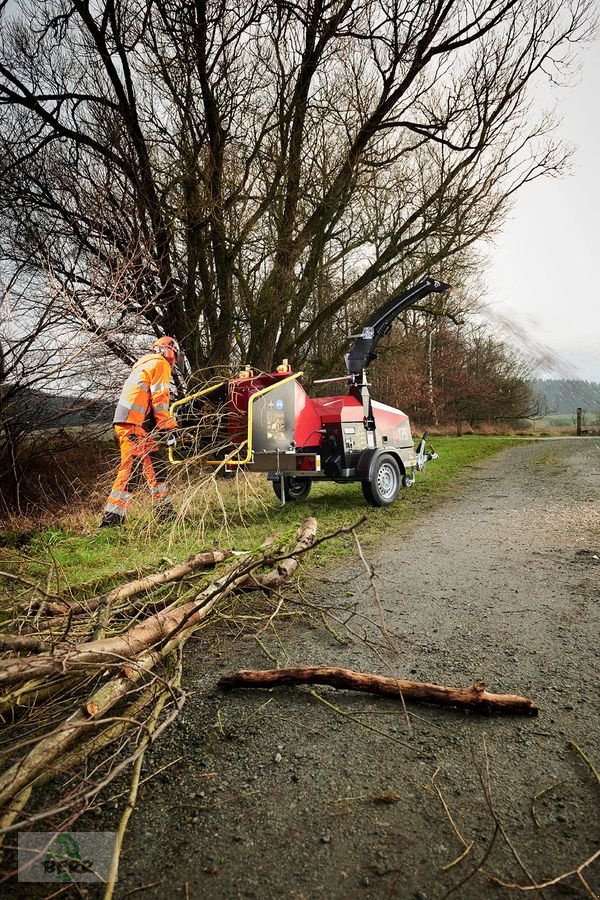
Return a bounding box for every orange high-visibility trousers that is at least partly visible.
[103,424,172,522]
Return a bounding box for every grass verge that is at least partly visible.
[0,437,519,596]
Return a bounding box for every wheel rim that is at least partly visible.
[376,461,399,500]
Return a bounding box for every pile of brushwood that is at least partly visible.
[0,517,318,892]
[0,514,538,894]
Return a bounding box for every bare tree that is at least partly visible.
[0,0,594,378]
[370,311,541,428]
[0,264,115,516]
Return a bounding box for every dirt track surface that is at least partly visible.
[102,437,597,900]
[12,439,599,899]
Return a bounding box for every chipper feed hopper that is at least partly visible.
[170,276,450,506]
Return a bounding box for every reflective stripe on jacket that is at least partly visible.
[113,352,177,430]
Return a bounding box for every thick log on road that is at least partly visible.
[219,666,538,715]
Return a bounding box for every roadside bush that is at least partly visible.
[0,434,114,525]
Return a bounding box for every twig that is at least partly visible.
[103,649,182,900]
[42,884,81,899]
[442,824,499,898]
[531,781,562,828]
[487,847,600,896]
[252,635,279,665]
[308,688,416,752]
[351,527,397,655]
[58,607,74,644]
[319,609,349,645]
[92,594,114,642]
[0,570,69,606]
[120,883,162,898]
[100,759,205,810]
[476,736,547,897]
[430,768,474,870]
[569,740,600,785]
[254,597,285,635]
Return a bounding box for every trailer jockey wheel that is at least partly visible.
[272,475,312,502]
[362,454,401,506]
[402,469,416,487]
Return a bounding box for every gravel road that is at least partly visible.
[14,438,600,899]
[111,437,599,900]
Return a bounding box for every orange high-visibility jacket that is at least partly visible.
[113,352,177,430]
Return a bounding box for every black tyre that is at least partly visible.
[361,454,401,506]
[272,475,312,502]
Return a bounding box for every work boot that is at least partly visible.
[155,503,177,524]
[99,512,125,528]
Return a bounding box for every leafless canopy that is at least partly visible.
[0,0,594,372]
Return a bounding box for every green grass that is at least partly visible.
[1,436,519,593]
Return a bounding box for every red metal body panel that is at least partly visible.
[371,400,412,447]
[223,370,412,455]
[310,395,363,423]
[292,383,323,447]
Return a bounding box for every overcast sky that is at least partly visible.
[484,35,600,382]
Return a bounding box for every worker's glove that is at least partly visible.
[166,432,177,448]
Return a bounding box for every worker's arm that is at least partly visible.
[148,357,178,430]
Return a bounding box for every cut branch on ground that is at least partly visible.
[0,516,319,839]
[218,666,538,715]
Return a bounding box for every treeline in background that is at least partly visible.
[0,0,596,518]
[530,380,600,417]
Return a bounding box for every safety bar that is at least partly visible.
[168,372,302,466]
[168,380,226,466]
[312,374,352,385]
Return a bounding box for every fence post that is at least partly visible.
[576,407,582,436]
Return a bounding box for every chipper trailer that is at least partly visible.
[170,276,450,506]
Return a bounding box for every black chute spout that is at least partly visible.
[344,276,451,379]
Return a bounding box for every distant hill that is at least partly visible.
[531,379,600,415]
[1,384,112,430]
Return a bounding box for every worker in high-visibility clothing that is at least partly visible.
[100,336,182,527]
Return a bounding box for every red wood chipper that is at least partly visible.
[170,276,450,506]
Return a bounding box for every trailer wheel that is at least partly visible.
[272,476,312,502]
[362,454,401,506]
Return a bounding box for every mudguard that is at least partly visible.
[356,447,406,481]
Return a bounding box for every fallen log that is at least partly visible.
[23,548,236,621]
[218,666,538,716]
[0,635,46,654]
